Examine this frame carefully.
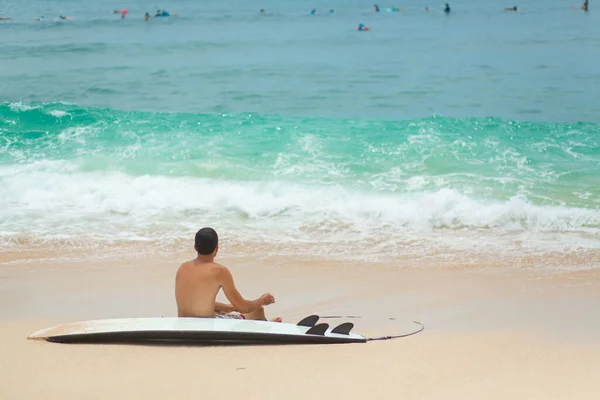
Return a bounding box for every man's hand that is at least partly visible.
[259,293,275,306]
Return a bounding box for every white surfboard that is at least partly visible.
[28,317,367,345]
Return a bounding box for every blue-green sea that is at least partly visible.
[1,0,599,266]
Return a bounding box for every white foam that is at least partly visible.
[8,102,39,112]
[47,110,70,118]
[57,126,95,145]
[0,163,599,259]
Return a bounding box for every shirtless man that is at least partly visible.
[175,227,282,321]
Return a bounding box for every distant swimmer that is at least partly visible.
[374,4,381,12]
[155,9,170,17]
[582,0,589,11]
[0,16,10,20]
[59,15,72,20]
[330,9,335,13]
[505,6,518,11]
[357,23,370,31]
[34,16,45,21]
[425,6,430,11]
[310,8,316,15]
[260,9,265,14]
[444,3,451,13]
[113,9,128,19]
[145,12,151,21]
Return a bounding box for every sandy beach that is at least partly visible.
[2,249,600,400]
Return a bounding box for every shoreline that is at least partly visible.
[2,239,599,271]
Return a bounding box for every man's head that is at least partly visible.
[194,227,218,256]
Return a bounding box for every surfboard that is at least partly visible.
[28,317,366,345]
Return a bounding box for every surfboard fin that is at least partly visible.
[331,322,354,335]
[297,315,320,327]
[305,323,329,336]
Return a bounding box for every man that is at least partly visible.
[175,227,282,321]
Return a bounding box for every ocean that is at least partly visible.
[1,0,599,267]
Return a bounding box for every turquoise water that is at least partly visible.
[1,0,599,264]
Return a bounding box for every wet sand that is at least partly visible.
[1,250,600,399]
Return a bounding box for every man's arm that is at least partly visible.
[214,302,235,313]
[217,266,274,314]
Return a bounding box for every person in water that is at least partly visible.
[145,12,151,21]
[374,4,381,12]
[357,23,370,31]
[155,9,170,17]
[59,15,72,20]
[444,3,451,13]
[505,6,518,11]
[175,228,282,321]
[310,8,316,14]
[582,0,589,11]
[0,16,10,20]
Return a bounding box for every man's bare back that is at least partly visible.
[175,228,281,322]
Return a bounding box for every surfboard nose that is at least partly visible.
[28,327,53,341]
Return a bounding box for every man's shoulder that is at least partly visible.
[178,260,194,269]
[178,260,227,272]
[208,262,227,273]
